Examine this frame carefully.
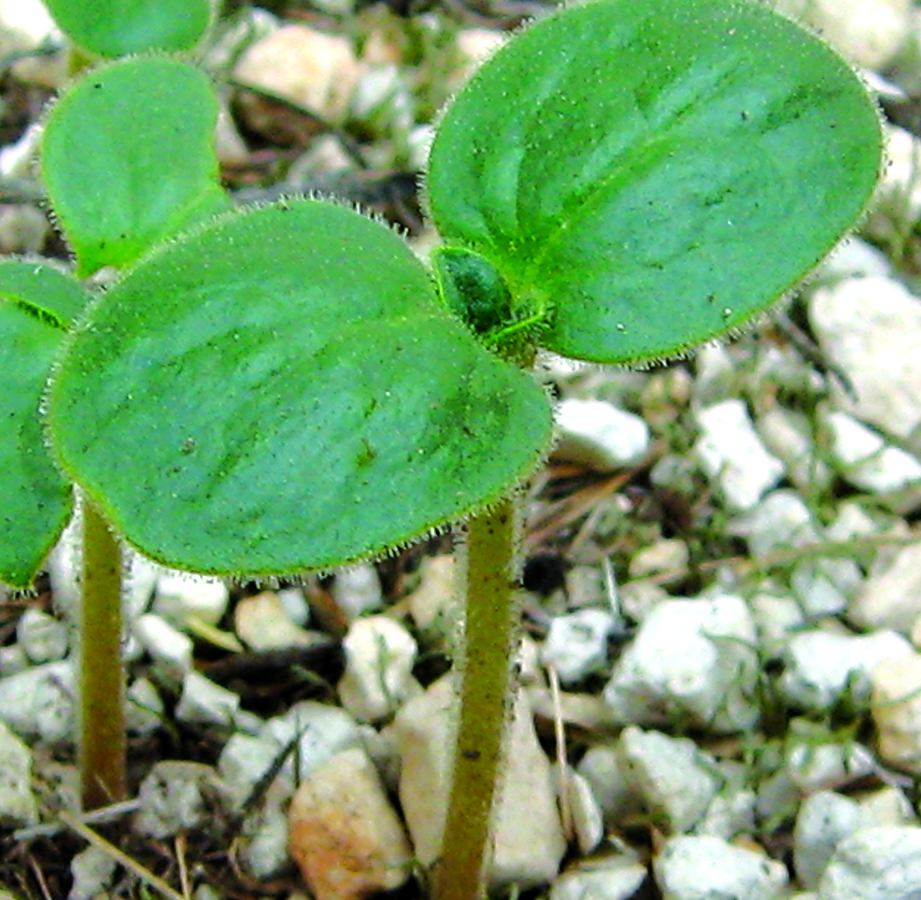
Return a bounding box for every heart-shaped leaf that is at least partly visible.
[45,0,212,58]
[426,0,882,364]
[48,200,552,576]
[42,57,229,277]
[0,260,90,587]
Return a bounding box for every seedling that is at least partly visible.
[0,0,879,897]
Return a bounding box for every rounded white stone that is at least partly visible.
[16,608,68,664]
[871,653,921,773]
[694,400,785,511]
[337,615,418,723]
[553,399,651,471]
[654,834,787,900]
[818,825,921,900]
[541,608,614,685]
[603,594,759,733]
[793,790,863,890]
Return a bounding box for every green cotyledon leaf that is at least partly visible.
[45,0,212,58]
[47,200,553,577]
[426,0,882,365]
[0,260,90,587]
[42,57,229,277]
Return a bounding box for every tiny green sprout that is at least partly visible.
[0,0,881,895]
[433,246,550,363]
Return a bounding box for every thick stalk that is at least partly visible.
[79,500,127,810]
[432,496,521,900]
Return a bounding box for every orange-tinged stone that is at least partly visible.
[288,746,413,900]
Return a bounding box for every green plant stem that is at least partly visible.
[433,496,521,900]
[79,500,126,810]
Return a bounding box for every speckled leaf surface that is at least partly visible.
[48,201,552,576]
[0,260,89,587]
[42,57,228,277]
[427,0,882,364]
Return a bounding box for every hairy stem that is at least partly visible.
[79,500,127,810]
[432,497,521,900]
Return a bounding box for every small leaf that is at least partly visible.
[45,0,212,58]
[427,0,882,365]
[0,260,89,587]
[433,246,514,338]
[42,57,229,277]
[48,200,553,576]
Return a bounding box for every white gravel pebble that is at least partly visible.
[0,720,38,827]
[0,660,75,743]
[133,613,193,675]
[0,0,58,53]
[337,615,418,723]
[794,791,864,891]
[239,780,293,880]
[233,23,361,123]
[817,238,893,281]
[774,0,912,69]
[628,539,689,579]
[750,344,825,403]
[126,677,164,735]
[44,516,81,615]
[850,539,921,633]
[810,276,921,441]
[541,608,614,685]
[555,765,604,855]
[695,782,757,841]
[856,786,916,826]
[756,738,878,826]
[16,608,68,664]
[133,761,225,839]
[550,857,648,900]
[217,732,283,811]
[653,834,787,900]
[694,399,785,511]
[332,564,384,620]
[0,643,28,679]
[786,740,878,795]
[153,571,229,628]
[817,825,921,900]
[122,550,160,618]
[749,591,805,651]
[758,407,833,495]
[617,726,721,834]
[68,846,116,900]
[277,587,311,625]
[870,124,921,235]
[871,652,921,773]
[650,452,698,497]
[732,490,817,558]
[822,409,921,503]
[603,594,759,733]
[175,671,240,728]
[552,399,650,471]
[731,490,860,617]
[262,700,363,780]
[576,744,643,826]
[776,629,914,714]
[235,591,322,652]
[692,343,739,405]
